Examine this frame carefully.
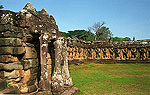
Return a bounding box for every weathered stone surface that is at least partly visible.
[0,10,17,25]
[20,69,30,83]
[61,87,80,95]
[7,77,21,83]
[23,47,37,59]
[0,86,19,94]
[0,38,22,46]
[0,47,25,55]
[3,70,21,79]
[36,91,52,95]
[20,84,29,93]
[0,71,4,79]
[23,34,33,42]
[0,55,19,63]
[23,43,35,47]
[0,62,23,70]
[0,79,7,91]
[0,24,24,33]
[22,59,39,70]
[0,2,79,95]
[0,31,23,38]
[20,69,37,84]
[30,67,39,74]
[28,84,37,93]
[39,33,51,91]
[27,79,36,86]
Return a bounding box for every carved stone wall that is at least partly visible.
[0,3,79,95]
[67,38,150,64]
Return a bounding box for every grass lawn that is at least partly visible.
[69,63,150,95]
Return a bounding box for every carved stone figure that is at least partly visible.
[122,48,128,60]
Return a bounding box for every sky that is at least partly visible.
[1,0,150,40]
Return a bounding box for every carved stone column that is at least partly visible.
[62,39,73,86]
[39,32,51,91]
[52,37,73,94]
[52,37,64,94]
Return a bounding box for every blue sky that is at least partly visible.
[1,0,150,40]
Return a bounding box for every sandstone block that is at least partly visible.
[23,47,37,59]
[30,67,39,74]
[28,84,37,93]
[20,69,30,83]
[0,10,17,25]
[20,84,29,93]
[0,86,19,94]
[0,24,24,33]
[23,34,33,42]
[21,69,37,84]
[0,38,22,46]
[23,43,34,47]
[0,71,4,79]
[18,20,26,27]
[22,59,39,70]
[7,77,21,84]
[27,79,36,86]
[0,31,23,38]
[0,55,19,63]
[3,70,21,79]
[0,62,23,71]
[0,47,25,55]
[0,79,7,91]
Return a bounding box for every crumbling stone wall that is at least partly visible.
[0,3,79,95]
[67,38,150,64]
[0,9,39,94]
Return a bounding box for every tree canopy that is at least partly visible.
[61,30,95,41]
[61,30,131,42]
[0,5,4,9]
[88,22,112,41]
[113,37,131,41]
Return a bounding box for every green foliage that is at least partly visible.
[113,36,131,41]
[61,32,71,38]
[88,22,112,41]
[70,64,150,95]
[61,30,95,41]
[0,5,4,9]
[96,26,112,40]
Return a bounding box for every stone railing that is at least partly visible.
[66,38,150,64]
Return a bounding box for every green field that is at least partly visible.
[69,63,150,95]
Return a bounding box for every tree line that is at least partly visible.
[61,22,131,41]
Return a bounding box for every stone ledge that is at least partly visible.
[0,55,19,63]
[0,38,23,46]
[0,86,19,94]
[0,62,23,71]
[0,47,25,55]
[0,31,24,38]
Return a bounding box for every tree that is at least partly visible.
[0,5,4,9]
[61,30,95,41]
[88,21,112,41]
[113,37,131,41]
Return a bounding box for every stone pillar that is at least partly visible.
[39,32,51,91]
[62,39,73,86]
[52,37,73,94]
[52,37,64,94]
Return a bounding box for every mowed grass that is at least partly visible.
[69,63,150,95]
